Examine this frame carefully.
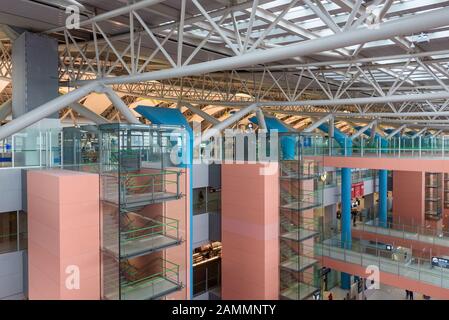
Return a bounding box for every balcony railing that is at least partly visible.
[317,237,449,289]
[355,218,449,248]
[118,258,182,300]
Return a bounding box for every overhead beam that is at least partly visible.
[256,108,267,130]
[69,102,110,124]
[351,120,376,140]
[261,91,449,108]
[74,7,449,86]
[386,124,406,139]
[45,0,166,34]
[0,99,12,121]
[303,114,333,133]
[197,103,259,147]
[101,86,140,124]
[182,102,220,125]
[0,82,100,140]
[411,127,428,139]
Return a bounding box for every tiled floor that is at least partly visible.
[326,283,427,300]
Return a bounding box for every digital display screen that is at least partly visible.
[432,257,449,268]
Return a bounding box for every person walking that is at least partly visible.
[328,292,333,300]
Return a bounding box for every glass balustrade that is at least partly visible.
[317,236,449,289]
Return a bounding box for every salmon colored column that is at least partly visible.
[27,169,100,300]
[221,163,279,300]
[392,171,425,225]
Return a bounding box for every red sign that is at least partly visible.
[351,182,364,198]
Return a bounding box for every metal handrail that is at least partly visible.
[318,236,449,288]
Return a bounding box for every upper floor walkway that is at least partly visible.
[317,236,449,299]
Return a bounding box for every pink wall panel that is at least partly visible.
[28,169,100,300]
[221,163,279,300]
[392,171,425,225]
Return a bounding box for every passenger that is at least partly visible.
[352,210,358,227]
[410,291,414,300]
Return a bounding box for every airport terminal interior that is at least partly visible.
[2,0,449,301]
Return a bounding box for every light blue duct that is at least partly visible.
[134,106,194,299]
[249,115,297,160]
[317,123,353,289]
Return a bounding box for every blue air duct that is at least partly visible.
[249,115,296,160]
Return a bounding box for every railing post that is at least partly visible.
[177,172,180,197]
[443,136,445,158]
[419,136,422,158]
[152,176,155,199]
[418,258,421,281]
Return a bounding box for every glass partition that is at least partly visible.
[279,132,325,300]
[96,123,188,300]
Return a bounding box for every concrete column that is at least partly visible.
[341,167,352,289]
[379,170,388,227]
[12,32,59,118]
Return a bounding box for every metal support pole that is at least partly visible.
[101,85,140,124]
[70,102,110,124]
[196,103,259,147]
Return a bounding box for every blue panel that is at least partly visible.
[249,115,289,132]
[134,106,192,133]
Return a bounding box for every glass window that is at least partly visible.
[0,211,18,254]
[193,187,207,215]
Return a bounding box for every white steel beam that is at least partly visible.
[256,108,267,130]
[182,102,220,125]
[303,114,333,133]
[0,82,100,140]
[411,127,428,139]
[101,86,140,124]
[75,7,449,86]
[386,124,406,139]
[351,120,376,140]
[70,102,110,124]
[197,103,259,146]
[45,0,167,34]
[0,98,12,121]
